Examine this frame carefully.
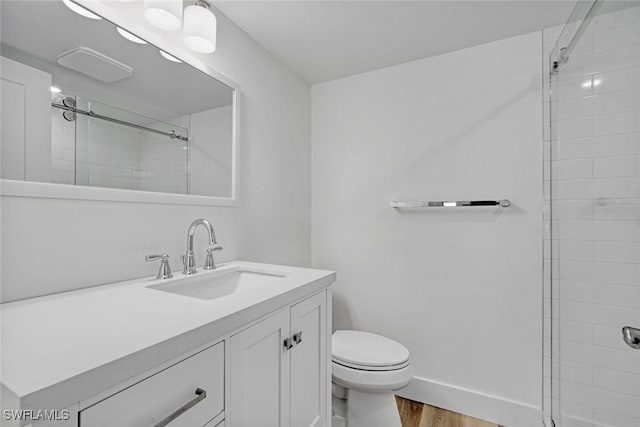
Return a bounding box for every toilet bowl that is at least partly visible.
[331,330,413,427]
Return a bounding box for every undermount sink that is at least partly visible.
[147,267,285,300]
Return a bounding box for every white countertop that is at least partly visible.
[1,261,335,415]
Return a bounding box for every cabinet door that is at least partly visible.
[0,56,52,182]
[229,310,290,427]
[290,291,327,427]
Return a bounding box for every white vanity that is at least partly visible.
[1,262,335,427]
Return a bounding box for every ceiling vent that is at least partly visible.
[57,47,133,83]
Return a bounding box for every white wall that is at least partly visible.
[0,2,311,302]
[544,5,640,427]
[311,32,543,426]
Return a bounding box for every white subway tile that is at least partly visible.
[557,240,593,261]
[594,367,640,397]
[558,260,594,282]
[592,262,638,286]
[594,241,640,263]
[561,361,594,385]
[552,200,593,219]
[553,158,593,180]
[562,381,640,419]
[593,177,639,199]
[560,319,593,343]
[593,66,640,95]
[593,283,640,308]
[558,117,594,139]
[593,409,640,427]
[593,111,640,136]
[588,134,640,157]
[553,220,595,240]
[593,155,639,178]
[559,280,594,302]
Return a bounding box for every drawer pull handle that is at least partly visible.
[153,387,207,427]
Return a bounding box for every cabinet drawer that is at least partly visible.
[80,342,224,427]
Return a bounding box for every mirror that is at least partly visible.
[0,0,237,200]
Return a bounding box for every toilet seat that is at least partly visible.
[332,359,413,391]
[332,330,410,370]
[332,358,410,371]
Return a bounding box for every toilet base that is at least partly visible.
[344,389,402,427]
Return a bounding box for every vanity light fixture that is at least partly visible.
[160,50,182,63]
[62,0,102,20]
[143,0,183,31]
[50,86,61,93]
[183,0,217,53]
[117,27,148,44]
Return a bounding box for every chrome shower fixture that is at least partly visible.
[62,96,77,121]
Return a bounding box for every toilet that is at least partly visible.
[331,330,413,427]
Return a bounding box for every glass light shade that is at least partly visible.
[183,3,217,53]
[116,27,148,44]
[62,0,101,20]
[160,50,182,63]
[144,0,183,31]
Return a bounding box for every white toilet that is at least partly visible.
[331,330,413,427]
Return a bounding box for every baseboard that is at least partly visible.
[396,376,544,427]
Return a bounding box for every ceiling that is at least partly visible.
[215,1,578,84]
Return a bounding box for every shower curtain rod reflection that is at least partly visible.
[51,102,190,142]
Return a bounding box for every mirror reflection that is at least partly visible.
[0,0,235,198]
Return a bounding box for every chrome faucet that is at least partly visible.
[182,219,222,275]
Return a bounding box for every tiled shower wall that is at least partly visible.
[50,106,143,190]
[50,106,76,185]
[50,105,187,193]
[544,4,640,427]
[139,129,188,195]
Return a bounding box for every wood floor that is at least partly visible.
[396,397,502,427]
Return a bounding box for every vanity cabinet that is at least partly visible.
[228,291,328,427]
[3,263,334,427]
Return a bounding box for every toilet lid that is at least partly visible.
[332,330,410,369]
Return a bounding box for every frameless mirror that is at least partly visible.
[0,0,237,200]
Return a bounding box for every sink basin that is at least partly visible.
[147,268,285,300]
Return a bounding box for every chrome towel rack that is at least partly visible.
[390,199,511,208]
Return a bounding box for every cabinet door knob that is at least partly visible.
[283,337,294,350]
[292,331,303,345]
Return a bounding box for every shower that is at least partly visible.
[545,0,640,425]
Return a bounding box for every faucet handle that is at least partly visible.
[146,254,173,280]
[146,254,169,262]
[203,245,223,271]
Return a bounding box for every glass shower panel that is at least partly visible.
[73,98,189,194]
[547,1,640,426]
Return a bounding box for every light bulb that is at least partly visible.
[160,50,182,63]
[144,0,183,31]
[117,27,148,44]
[62,0,101,20]
[183,1,216,53]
